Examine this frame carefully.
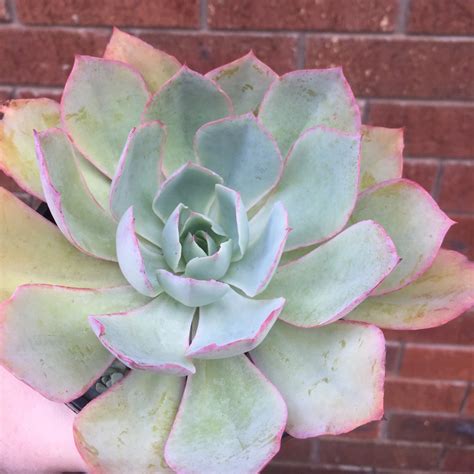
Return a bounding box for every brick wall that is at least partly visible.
[0,1,473,472]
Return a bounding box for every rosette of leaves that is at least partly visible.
[0,29,473,473]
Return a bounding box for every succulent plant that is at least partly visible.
[1,28,473,473]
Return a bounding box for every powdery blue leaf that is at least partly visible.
[359,125,404,191]
[156,270,230,307]
[187,289,284,359]
[110,121,166,246]
[351,179,454,295]
[62,56,149,177]
[251,321,385,438]
[195,114,283,209]
[116,207,167,297]
[104,28,181,93]
[153,162,223,222]
[262,220,399,327]
[259,68,361,157]
[182,233,207,262]
[143,67,232,174]
[260,126,360,251]
[35,128,117,260]
[185,240,233,281]
[164,356,287,473]
[223,202,289,297]
[0,188,125,302]
[211,184,249,261]
[90,294,195,375]
[206,51,278,115]
[74,370,183,473]
[162,204,187,272]
[346,249,474,330]
[0,285,149,402]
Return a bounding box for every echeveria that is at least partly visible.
[0,28,473,473]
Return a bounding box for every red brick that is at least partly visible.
[442,446,474,472]
[208,0,397,32]
[271,436,313,463]
[0,0,9,21]
[306,37,474,100]
[16,0,199,28]
[388,413,474,445]
[403,159,439,193]
[263,465,316,474]
[0,29,108,86]
[463,387,474,416]
[445,216,474,260]
[385,312,474,345]
[368,103,474,159]
[385,343,400,374]
[0,87,13,103]
[438,162,474,213]
[0,172,23,193]
[385,377,467,412]
[408,0,474,35]
[319,439,442,470]
[139,33,298,75]
[264,465,360,474]
[338,420,381,440]
[400,345,474,381]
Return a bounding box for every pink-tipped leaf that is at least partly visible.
[206,51,278,115]
[104,28,181,93]
[262,220,399,327]
[90,294,195,375]
[74,370,183,473]
[0,285,149,402]
[351,179,454,295]
[251,320,385,438]
[143,66,232,175]
[346,249,474,330]
[164,356,287,474]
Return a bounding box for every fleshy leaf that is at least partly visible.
[164,356,286,473]
[74,370,183,473]
[110,121,165,246]
[346,249,474,330]
[161,204,186,272]
[153,162,223,221]
[90,294,195,375]
[0,285,148,402]
[0,98,60,199]
[116,207,166,297]
[62,56,149,177]
[35,128,117,260]
[263,220,399,327]
[351,179,454,295]
[206,51,278,115]
[0,188,125,301]
[251,321,385,438]
[76,153,112,211]
[195,114,283,209]
[359,125,404,191]
[259,126,360,250]
[259,68,361,157]
[104,28,181,93]
[211,184,249,261]
[223,202,289,297]
[187,289,284,359]
[185,239,233,280]
[182,233,207,262]
[143,67,232,174]
[156,270,230,307]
